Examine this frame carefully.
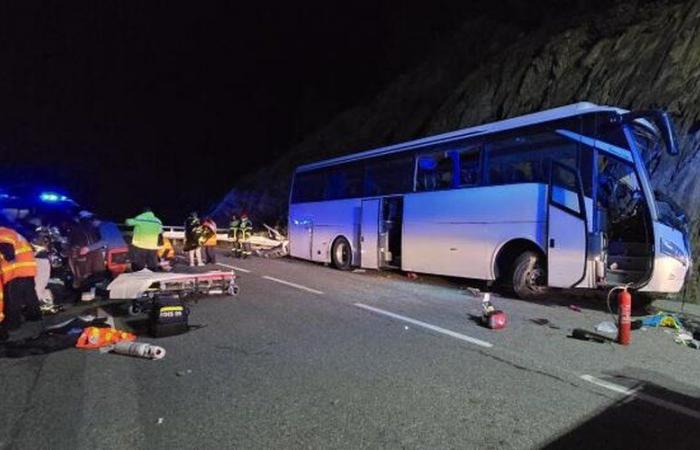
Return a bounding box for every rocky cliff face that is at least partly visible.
[214,0,700,299]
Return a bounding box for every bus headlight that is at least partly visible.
[661,238,688,266]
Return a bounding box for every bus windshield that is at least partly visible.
[631,121,663,174]
[654,189,688,232]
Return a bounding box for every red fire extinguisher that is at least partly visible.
[618,287,632,345]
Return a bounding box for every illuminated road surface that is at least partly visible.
[2,252,700,449]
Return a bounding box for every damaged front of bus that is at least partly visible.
[588,109,690,295]
[624,111,691,294]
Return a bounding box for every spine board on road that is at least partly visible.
[106,269,240,315]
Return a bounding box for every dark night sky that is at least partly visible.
[0,1,607,223]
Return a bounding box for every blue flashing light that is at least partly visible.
[39,192,69,203]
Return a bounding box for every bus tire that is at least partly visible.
[512,251,547,299]
[331,237,352,271]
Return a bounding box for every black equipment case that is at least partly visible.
[149,294,189,337]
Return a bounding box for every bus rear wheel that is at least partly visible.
[331,237,352,271]
[512,251,547,299]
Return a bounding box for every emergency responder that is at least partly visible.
[228,214,241,257]
[184,211,204,266]
[239,213,253,258]
[201,217,218,264]
[0,265,5,341]
[0,226,41,339]
[126,208,162,271]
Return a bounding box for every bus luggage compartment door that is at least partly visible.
[360,199,381,269]
[547,162,587,288]
[290,218,313,260]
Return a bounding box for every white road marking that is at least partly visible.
[217,262,251,273]
[580,374,636,395]
[580,374,700,420]
[354,303,493,348]
[262,276,324,295]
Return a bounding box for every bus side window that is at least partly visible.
[487,132,578,186]
[416,151,453,191]
[459,147,480,186]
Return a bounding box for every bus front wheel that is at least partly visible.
[512,251,547,299]
[331,237,352,271]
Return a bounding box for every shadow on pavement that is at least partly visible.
[542,369,700,449]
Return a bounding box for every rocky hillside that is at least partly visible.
[214,0,700,299]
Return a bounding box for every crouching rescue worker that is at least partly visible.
[126,208,162,271]
[0,226,41,340]
[201,217,218,264]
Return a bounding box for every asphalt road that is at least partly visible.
[2,252,700,449]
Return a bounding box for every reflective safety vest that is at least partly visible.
[202,221,217,246]
[76,326,136,349]
[158,237,175,260]
[239,218,252,240]
[0,274,4,323]
[0,227,37,283]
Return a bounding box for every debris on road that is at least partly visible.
[642,312,682,330]
[530,318,560,330]
[594,321,618,334]
[406,272,418,280]
[157,418,164,425]
[76,327,136,349]
[480,293,507,330]
[111,341,166,360]
[570,328,615,344]
[568,304,582,313]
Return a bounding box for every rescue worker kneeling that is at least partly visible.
[0,226,41,340]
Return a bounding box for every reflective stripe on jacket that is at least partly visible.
[0,227,37,283]
[0,274,4,323]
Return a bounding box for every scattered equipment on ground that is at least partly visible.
[571,328,615,343]
[481,293,507,330]
[105,269,239,316]
[617,287,632,345]
[149,294,189,337]
[111,341,166,359]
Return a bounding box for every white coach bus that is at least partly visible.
[288,102,690,298]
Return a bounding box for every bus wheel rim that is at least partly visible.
[527,267,544,291]
[335,242,348,264]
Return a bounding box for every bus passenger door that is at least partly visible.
[547,162,587,287]
[360,199,380,269]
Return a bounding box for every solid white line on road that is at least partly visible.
[580,374,700,420]
[580,374,636,395]
[262,276,324,295]
[354,303,493,348]
[217,262,251,273]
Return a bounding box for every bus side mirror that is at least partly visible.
[623,110,680,156]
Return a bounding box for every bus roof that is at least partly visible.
[296,102,627,172]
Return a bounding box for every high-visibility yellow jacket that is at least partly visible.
[126,211,163,250]
[0,227,37,284]
[0,267,4,323]
[202,220,217,247]
[158,236,175,260]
